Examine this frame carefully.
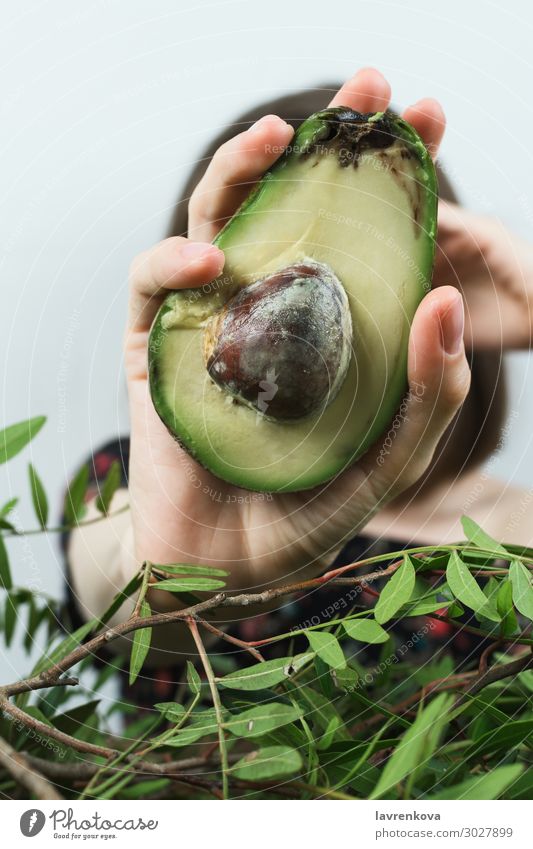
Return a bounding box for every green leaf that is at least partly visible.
[186,661,201,696]
[95,460,122,515]
[0,498,18,517]
[129,599,152,685]
[153,577,226,593]
[343,618,389,644]
[226,702,303,738]
[461,516,508,557]
[306,630,346,670]
[162,709,221,747]
[0,518,15,531]
[291,683,351,738]
[446,551,500,622]
[28,463,48,529]
[4,592,18,646]
[400,598,452,617]
[218,653,314,691]
[414,654,454,687]
[153,563,228,578]
[481,577,501,621]
[374,555,416,624]
[330,665,359,691]
[447,599,465,617]
[52,700,100,737]
[370,693,454,799]
[24,595,38,651]
[230,745,302,781]
[504,768,533,800]
[63,464,90,525]
[0,536,12,590]
[31,617,98,676]
[496,580,519,636]
[428,764,524,800]
[154,702,186,723]
[509,561,533,620]
[317,715,343,750]
[23,705,54,727]
[315,655,335,699]
[96,572,143,628]
[0,416,46,465]
[464,719,533,760]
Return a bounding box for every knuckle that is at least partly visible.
[128,250,149,285]
[188,182,215,228]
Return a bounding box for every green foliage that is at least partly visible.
[28,464,48,529]
[95,460,122,515]
[152,577,226,593]
[63,464,90,525]
[374,555,415,623]
[446,551,501,622]
[129,599,152,685]
[1,417,533,800]
[0,416,46,465]
[306,630,346,669]
[510,560,533,619]
[0,536,11,590]
[343,618,389,643]
[230,745,302,781]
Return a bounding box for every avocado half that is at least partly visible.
[149,108,437,492]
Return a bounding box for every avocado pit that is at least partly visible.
[203,261,353,421]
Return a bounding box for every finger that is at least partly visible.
[188,115,294,242]
[128,237,225,332]
[402,98,446,159]
[361,286,470,496]
[329,67,392,112]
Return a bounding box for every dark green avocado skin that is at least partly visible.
[148,108,438,492]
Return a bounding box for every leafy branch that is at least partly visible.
[1,416,533,801]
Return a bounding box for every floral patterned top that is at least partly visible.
[61,438,481,713]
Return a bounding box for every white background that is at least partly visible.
[1,0,532,680]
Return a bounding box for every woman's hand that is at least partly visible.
[435,201,533,350]
[124,68,471,595]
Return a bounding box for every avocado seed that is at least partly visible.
[203,260,353,421]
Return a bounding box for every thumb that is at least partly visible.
[360,285,470,499]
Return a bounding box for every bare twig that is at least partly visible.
[478,640,503,676]
[1,504,129,539]
[197,618,264,662]
[187,617,229,800]
[457,649,533,705]
[0,698,114,759]
[24,751,243,783]
[0,736,63,800]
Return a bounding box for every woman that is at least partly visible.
[62,69,533,706]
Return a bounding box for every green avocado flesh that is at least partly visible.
[149,108,437,492]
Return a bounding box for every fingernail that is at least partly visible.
[247,114,280,133]
[181,242,223,264]
[440,294,464,354]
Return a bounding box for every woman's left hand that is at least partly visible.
[434,201,533,350]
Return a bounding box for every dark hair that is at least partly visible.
[166,85,506,486]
